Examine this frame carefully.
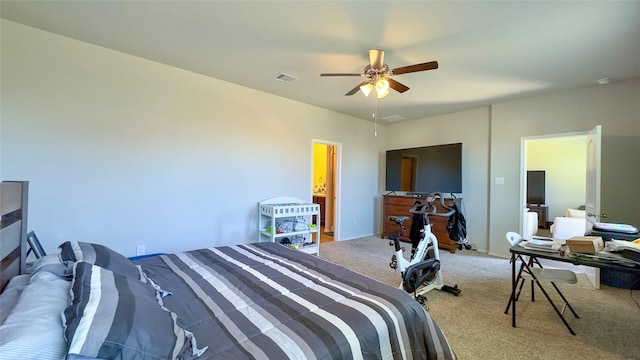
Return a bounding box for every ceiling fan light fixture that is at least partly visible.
[375,78,390,98]
[321,49,438,101]
[360,83,373,97]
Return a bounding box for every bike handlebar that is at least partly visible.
[410,192,456,218]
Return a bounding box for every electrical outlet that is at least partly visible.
[136,245,146,256]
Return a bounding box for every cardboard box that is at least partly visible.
[566,236,604,254]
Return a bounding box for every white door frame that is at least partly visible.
[520,131,600,288]
[312,139,342,241]
[520,131,587,234]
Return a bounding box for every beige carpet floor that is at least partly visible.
[320,236,640,360]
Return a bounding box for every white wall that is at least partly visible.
[601,134,640,225]
[0,20,386,256]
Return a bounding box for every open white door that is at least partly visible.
[584,125,602,289]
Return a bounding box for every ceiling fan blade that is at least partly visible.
[369,49,384,70]
[345,81,371,96]
[391,61,438,75]
[320,73,363,77]
[387,78,410,93]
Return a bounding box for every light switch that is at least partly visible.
[495,177,505,185]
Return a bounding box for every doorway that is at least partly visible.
[522,132,601,287]
[522,134,587,234]
[312,141,340,242]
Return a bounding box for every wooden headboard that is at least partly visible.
[0,181,28,292]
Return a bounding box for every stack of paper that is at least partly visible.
[531,235,554,241]
[606,239,640,252]
[523,239,561,252]
[605,239,640,263]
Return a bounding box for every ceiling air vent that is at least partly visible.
[275,73,298,83]
[381,115,405,122]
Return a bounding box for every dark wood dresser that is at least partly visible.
[527,204,549,229]
[382,195,459,253]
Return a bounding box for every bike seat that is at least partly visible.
[388,216,410,224]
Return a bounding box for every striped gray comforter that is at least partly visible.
[134,242,456,360]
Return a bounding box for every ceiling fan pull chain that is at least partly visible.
[373,95,378,136]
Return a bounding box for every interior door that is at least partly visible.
[312,141,338,239]
[584,125,602,288]
[325,145,336,232]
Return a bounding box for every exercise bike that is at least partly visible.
[388,193,461,305]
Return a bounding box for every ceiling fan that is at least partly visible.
[320,49,438,98]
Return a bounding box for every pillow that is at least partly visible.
[566,208,586,218]
[0,274,30,324]
[64,262,207,360]
[59,241,141,279]
[0,275,71,360]
[32,253,64,271]
[29,254,74,283]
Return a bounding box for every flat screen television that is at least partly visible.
[385,142,462,194]
[526,170,545,205]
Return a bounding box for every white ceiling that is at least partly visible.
[2,1,639,123]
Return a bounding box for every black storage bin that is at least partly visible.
[586,224,640,289]
[601,268,640,290]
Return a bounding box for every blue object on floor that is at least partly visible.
[601,268,640,290]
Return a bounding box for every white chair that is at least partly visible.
[550,208,587,239]
[551,217,586,239]
[504,231,580,335]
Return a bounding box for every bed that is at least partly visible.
[0,182,456,360]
